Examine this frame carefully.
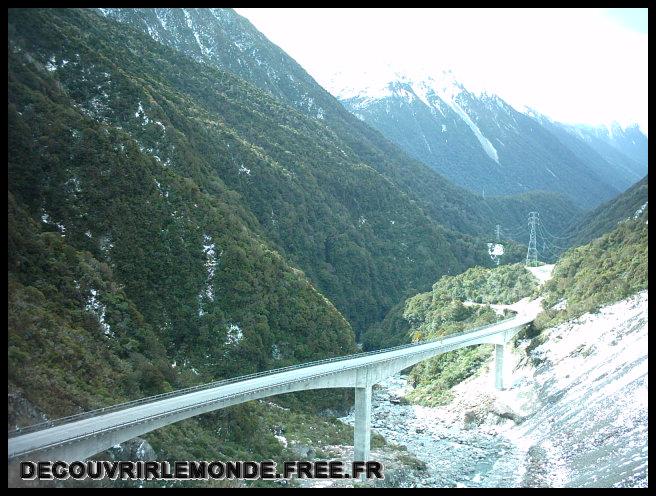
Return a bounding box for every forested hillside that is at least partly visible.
[364,263,539,404]
[536,210,648,330]
[9,7,498,342]
[99,7,582,241]
[561,175,648,249]
[9,6,366,432]
[363,263,538,349]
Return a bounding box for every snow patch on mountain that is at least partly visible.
[334,70,500,164]
[441,94,499,164]
[86,288,113,336]
[633,201,648,219]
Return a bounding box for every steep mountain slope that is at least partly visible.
[514,290,648,488]
[8,192,175,423]
[335,73,622,209]
[363,263,537,350]
[529,113,646,192]
[570,122,648,174]
[536,204,648,330]
[561,175,648,249]
[97,7,582,241]
[10,8,507,339]
[9,8,361,416]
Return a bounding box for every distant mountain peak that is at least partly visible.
[326,67,470,104]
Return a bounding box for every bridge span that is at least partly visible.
[8,300,541,465]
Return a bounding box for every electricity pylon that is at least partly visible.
[526,212,539,267]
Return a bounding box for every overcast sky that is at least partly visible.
[236,8,648,134]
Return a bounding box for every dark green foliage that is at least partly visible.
[364,263,538,348]
[8,193,174,422]
[7,7,508,339]
[426,263,540,306]
[562,175,648,250]
[367,263,539,406]
[407,345,494,406]
[8,8,363,464]
[535,215,648,330]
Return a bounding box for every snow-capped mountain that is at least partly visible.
[333,71,644,209]
[562,122,647,180]
[96,8,584,241]
[572,122,647,169]
[335,70,502,165]
[528,114,647,193]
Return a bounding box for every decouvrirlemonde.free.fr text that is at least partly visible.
[20,460,384,481]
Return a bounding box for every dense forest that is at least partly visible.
[536,209,648,331]
[7,8,647,481]
[9,7,498,340]
[363,263,538,350]
[7,8,369,464]
[559,175,648,250]
[364,263,539,404]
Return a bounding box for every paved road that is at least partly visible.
[8,303,540,460]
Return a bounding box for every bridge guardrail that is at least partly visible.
[9,313,527,439]
[9,314,531,459]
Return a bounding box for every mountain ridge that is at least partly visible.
[334,71,646,208]
[97,7,583,241]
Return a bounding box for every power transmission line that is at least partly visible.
[491,212,576,265]
[500,223,527,241]
[535,224,564,264]
[539,221,579,241]
[526,211,539,267]
[503,226,526,237]
[540,240,564,261]
[537,223,570,252]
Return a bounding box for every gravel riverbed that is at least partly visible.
[295,290,648,488]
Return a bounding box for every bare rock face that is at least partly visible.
[488,400,526,425]
[514,290,649,488]
[106,438,157,461]
[288,441,316,460]
[7,386,49,431]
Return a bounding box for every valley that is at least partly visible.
[7,7,648,489]
[296,290,648,488]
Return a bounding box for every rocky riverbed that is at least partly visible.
[295,290,649,488]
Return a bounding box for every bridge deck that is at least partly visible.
[8,303,540,460]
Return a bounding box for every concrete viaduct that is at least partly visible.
[8,302,540,465]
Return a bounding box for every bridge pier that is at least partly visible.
[9,318,538,466]
[494,342,511,390]
[353,384,372,463]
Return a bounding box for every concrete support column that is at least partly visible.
[353,384,372,462]
[495,343,508,390]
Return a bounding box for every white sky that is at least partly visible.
[236,8,648,134]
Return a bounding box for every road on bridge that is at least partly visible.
[8,298,543,461]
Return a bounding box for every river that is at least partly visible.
[296,290,648,488]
